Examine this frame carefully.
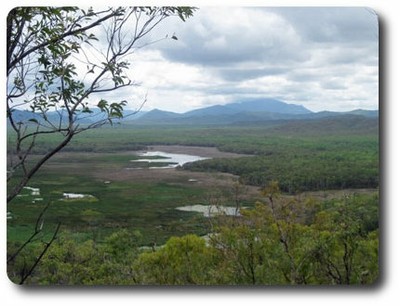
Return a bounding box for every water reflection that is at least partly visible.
[176,204,241,217]
[130,151,210,169]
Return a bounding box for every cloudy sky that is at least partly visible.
[102,7,379,113]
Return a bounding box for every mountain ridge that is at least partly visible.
[134,98,377,125]
[8,98,378,126]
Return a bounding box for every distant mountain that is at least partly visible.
[135,98,315,125]
[226,98,312,114]
[8,99,378,127]
[138,109,181,122]
[134,98,376,125]
[7,109,43,123]
[181,98,311,118]
[7,108,146,126]
[183,104,239,117]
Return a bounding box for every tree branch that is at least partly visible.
[7,203,52,264]
[19,222,61,285]
[7,8,121,76]
[7,130,75,203]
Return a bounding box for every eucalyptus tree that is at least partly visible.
[7,6,195,203]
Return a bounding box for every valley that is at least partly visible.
[8,113,379,243]
[7,101,379,285]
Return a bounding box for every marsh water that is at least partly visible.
[130,151,210,169]
[175,204,241,217]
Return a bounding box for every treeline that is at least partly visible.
[8,188,379,285]
[177,130,379,193]
[7,118,378,156]
[183,150,378,193]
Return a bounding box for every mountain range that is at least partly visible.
[132,98,378,125]
[8,98,378,126]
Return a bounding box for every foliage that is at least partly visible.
[134,235,216,285]
[206,184,379,285]
[311,193,379,284]
[8,229,142,285]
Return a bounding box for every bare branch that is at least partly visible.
[7,131,75,203]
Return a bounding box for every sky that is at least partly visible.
[114,7,379,113]
[7,6,379,114]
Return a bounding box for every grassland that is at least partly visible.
[7,148,255,245]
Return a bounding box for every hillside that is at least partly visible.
[134,98,310,125]
[226,98,311,114]
[134,98,377,125]
[270,114,379,136]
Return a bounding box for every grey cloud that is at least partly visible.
[137,7,378,112]
[154,7,377,83]
[309,44,378,67]
[287,69,325,82]
[157,7,308,67]
[269,7,378,44]
[156,7,377,67]
[319,78,348,90]
[214,66,288,82]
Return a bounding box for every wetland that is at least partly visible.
[7,121,379,284]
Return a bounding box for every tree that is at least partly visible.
[7,6,195,203]
[207,182,379,285]
[6,6,195,284]
[311,194,379,284]
[10,229,143,285]
[134,234,216,285]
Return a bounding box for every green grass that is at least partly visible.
[8,168,216,245]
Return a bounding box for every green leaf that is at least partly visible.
[97,99,108,111]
